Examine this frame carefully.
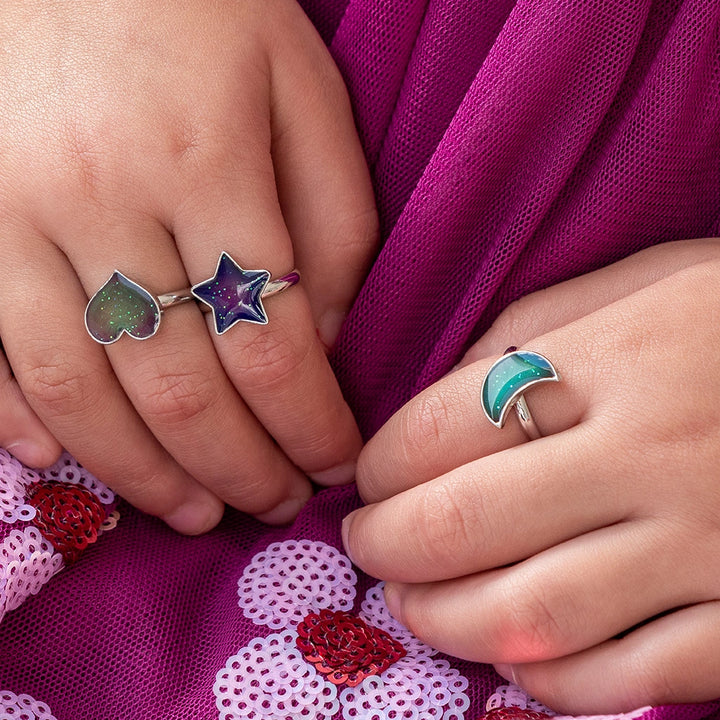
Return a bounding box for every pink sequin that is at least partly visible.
[214,631,339,720]
[0,527,62,622]
[0,448,118,624]
[35,452,114,505]
[0,449,36,524]
[485,684,652,720]
[238,540,357,629]
[0,690,57,719]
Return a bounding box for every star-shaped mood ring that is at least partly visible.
[191,252,272,334]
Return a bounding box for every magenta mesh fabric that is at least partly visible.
[1,1,720,718]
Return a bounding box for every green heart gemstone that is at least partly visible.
[481,350,559,427]
[85,272,161,344]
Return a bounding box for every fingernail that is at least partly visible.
[255,486,312,526]
[164,501,221,535]
[6,440,53,468]
[493,664,518,684]
[341,511,357,563]
[310,461,356,487]
[318,309,346,351]
[383,582,402,619]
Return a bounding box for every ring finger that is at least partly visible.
[357,335,593,504]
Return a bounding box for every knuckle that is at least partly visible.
[140,368,220,426]
[330,206,380,273]
[19,354,93,416]
[412,482,474,569]
[232,325,308,390]
[402,388,458,459]
[480,295,536,355]
[404,391,449,449]
[56,119,109,203]
[625,658,676,707]
[492,583,566,660]
[292,414,353,467]
[492,297,528,339]
[113,467,177,514]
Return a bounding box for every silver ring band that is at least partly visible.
[85,253,300,344]
[157,271,300,312]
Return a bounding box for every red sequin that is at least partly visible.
[28,481,106,564]
[296,609,406,686]
[480,709,552,720]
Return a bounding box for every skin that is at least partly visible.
[344,238,720,714]
[0,0,378,533]
[2,2,718,711]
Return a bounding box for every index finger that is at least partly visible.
[356,337,591,504]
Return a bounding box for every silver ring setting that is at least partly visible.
[191,252,299,335]
[480,347,559,440]
[85,252,299,344]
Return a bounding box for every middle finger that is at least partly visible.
[344,422,629,583]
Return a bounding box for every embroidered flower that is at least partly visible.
[0,690,58,720]
[482,684,652,720]
[0,449,118,623]
[481,708,552,720]
[215,539,470,720]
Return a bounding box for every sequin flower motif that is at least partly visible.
[214,539,470,720]
[0,449,118,624]
[0,690,58,720]
[480,684,652,720]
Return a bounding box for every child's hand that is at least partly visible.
[0,0,377,533]
[343,238,720,714]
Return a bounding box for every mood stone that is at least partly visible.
[85,271,161,344]
[191,252,271,334]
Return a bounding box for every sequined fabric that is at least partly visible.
[296,609,407,686]
[1,1,720,718]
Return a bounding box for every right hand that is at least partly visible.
[0,0,377,533]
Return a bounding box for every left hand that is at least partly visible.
[343,238,720,715]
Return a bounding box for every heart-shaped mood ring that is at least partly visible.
[85,271,161,344]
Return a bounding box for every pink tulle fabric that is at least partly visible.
[1,1,720,719]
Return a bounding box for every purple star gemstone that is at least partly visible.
[191,252,272,334]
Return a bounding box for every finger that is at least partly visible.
[173,84,362,487]
[358,253,716,505]
[0,235,224,534]
[503,602,720,715]
[268,1,378,348]
[345,422,633,583]
[357,335,592,504]
[381,519,716,666]
[467,237,720,364]
[0,346,61,467]
[64,212,313,524]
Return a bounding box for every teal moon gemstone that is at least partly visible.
[85,271,161,344]
[481,350,559,428]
